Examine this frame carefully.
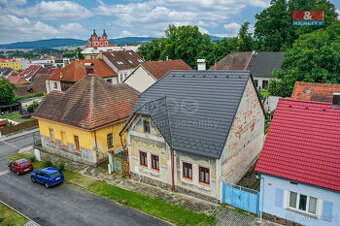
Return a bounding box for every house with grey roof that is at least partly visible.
[210,52,284,90]
[120,70,265,201]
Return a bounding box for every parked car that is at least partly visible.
[8,158,33,175]
[31,167,64,188]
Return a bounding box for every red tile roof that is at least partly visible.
[255,98,340,191]
[7,76,28,84]
[292,81,340,103]
[140,60,192,80]
[23,65,42,80]
[48,59,117,82]
[0,119,9,126]
[33,75,140,130]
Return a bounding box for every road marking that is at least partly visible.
[0,170,9,176]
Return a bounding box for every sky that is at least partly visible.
[0,0,339,44]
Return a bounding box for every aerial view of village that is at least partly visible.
[0,0,339,226]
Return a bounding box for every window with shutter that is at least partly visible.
[322,201,333,222]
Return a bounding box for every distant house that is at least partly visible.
[256,97,340,226]
[33,75,140,166]
[101,50,144,83]
[23,65,43,82]
[292,81,340,103]
[210,52,284,90]
[7,76,29,85]
[120,70,265,201]
[0,68,17,77]
[124,60,192,92]
[46,59,117,93]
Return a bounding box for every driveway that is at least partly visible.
[0,133,169,226]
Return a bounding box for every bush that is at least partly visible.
[56,163,65,171]
[29,156,36,163]
[44,160,52,167]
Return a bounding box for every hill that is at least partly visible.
[0,35,225,49]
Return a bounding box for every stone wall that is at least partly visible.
[41,135,98,166]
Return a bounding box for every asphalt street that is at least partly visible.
[0,133,169,226]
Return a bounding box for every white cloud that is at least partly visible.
[60,23,87,33]
[336,9,340,20]
[0,0,26,6]
[224,22,241,37]
[94,0,268,37]
[12,1,92,20]
[0,14,88,43]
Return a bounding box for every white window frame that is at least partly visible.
[286,191,320,218]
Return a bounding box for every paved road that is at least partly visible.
[0,134,169,226]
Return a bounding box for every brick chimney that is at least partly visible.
[332,93,340,109]
[99,50,103,60]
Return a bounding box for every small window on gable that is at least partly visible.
[306,90,311,94]
[143,119,150,133]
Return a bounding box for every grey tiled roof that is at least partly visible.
[246,52,284,78]
[122,70,252,159]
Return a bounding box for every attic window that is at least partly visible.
[111,53,115,57]
[137,59,144,63]
[117,61,124,65]
[128,52,133,55]
[306,90,311,94]
[143,119,150,133]
[128,60,133,64]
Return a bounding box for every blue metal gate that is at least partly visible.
[222,181,260,215]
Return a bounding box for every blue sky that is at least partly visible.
[0,0,339,44]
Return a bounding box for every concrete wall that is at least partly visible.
[260,174,340,226]
[124,66,156,92]
[47,80,61,93]
[221,78,264,185]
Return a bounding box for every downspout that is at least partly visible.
[171,150,175,191]
[120,135,130,178]
[260,174,264,219]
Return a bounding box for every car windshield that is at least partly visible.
[19,161,30,167]
[49,172,61,178]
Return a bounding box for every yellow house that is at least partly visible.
[33,75,140,166]
[0,60,21,70]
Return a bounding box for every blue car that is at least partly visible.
[31,167,64,188]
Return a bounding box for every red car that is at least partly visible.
[8,158,33,175]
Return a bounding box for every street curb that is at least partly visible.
[0,199,40,226]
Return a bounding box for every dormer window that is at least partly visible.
[137,59,144,63]
[128,60,133,64]
[117,61,124,65]
[128,52,133,55]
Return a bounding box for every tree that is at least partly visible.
[27,103,39,114]
[236,22,254,52]
[63,47,84,60]
[0,77,17,105]
[269,20,340,97]
[254,0,338,51]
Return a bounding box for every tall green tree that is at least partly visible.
[0,77,17,105]
[269,20,340,97]
[254,0,338,51]
[236,22,254,52]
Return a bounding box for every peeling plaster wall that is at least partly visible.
[221,78,264,184]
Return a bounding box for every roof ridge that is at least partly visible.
[88,76,95,127]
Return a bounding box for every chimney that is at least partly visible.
[197,59,206,71]
[99,50,103,60]
[332,93,340,109]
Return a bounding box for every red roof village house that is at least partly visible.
[292,81,340,103]
[46,59,117,93]
[7,76,29,85]
[23,65,43,82]
[255,97,340,225]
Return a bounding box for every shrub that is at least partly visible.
[44,160,52,167]
[56,163,65,171]
[29,156,36,163]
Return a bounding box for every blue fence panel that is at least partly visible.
[222,181,259,215]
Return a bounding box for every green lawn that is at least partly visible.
[88,181,213,226]
[8,154,215,226]
[0,112,21,120]
[0,202,28,226]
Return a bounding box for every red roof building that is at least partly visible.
[23,65,43,81]
[7,76,29,84]
[256,98,340,192]
[292,81,340,103]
